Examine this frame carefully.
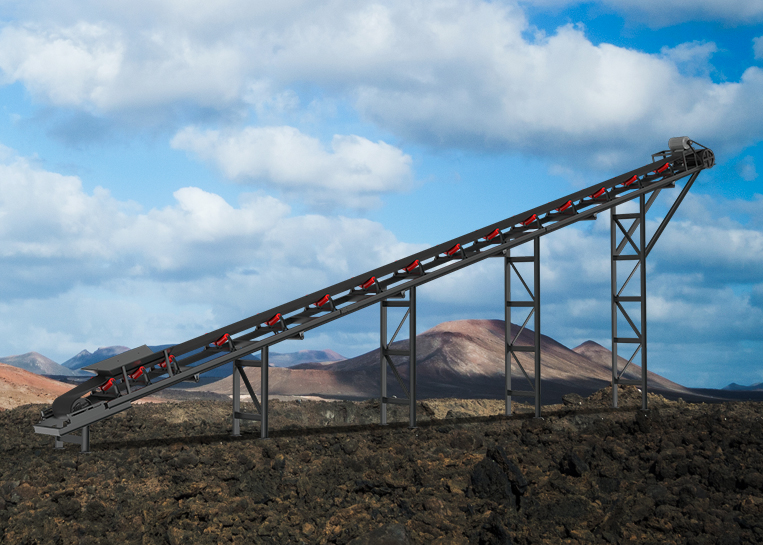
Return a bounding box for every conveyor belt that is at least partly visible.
[34,138,715,449]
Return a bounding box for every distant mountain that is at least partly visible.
[62,346,131,371]
[56,344,346,379]
[196,319,699,403]
[723,382,763,391]
[0,352,79,376]
[268,349,345,368]
[147,346,345,377]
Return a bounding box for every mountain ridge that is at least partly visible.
[0,352,79,376]
[62,346,131,371]
[196,319,702,403]
[723,382,763,391]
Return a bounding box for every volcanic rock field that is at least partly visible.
[1,386,762,544]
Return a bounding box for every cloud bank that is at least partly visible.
[0,1,762,169]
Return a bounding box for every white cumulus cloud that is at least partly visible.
[0,148,424,360]
[171,125,413,208]
[0,22,122,107]
[0,21,243,111]
[660,41,718,78]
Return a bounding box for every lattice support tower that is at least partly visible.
[231,346,269,439]
[505,237,542,418]
[380,288,417,428]
[610,164,703,411]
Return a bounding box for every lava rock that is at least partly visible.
[486,445,528,496]
[342,439,359,455]
[560,451,589,477]
[479,511,514,545]
[172,450,199,468]
[2,391,762,544]
[57,497,80,517]
[741,471,763,490]
[471,458,516,506]
[84,500,112,521]
[348,523,411,545]
[562,393,584,406]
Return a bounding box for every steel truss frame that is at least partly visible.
[610,170,701,410]
[35,140,714,449]
[380,289,417,428]
[504,238,542,417]
[231,347,269,439]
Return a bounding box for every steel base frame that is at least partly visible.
[505,237,542,418]
[380,288,417,428]
[54,426,90,453]
[231,347,269,439]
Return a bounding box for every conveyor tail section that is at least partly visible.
[34,138,714,445]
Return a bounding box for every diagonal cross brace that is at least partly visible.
[237,363,262,415]
[384,354,410,399]
[645,172,699,258]
[615,301,642,339]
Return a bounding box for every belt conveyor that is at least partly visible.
[34,138,715,451]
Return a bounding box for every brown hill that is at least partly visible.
[572,340,692,393]
[194,319,699,403]
[0,362,175,409]
[0,362,72,410]
[196,367,370,399]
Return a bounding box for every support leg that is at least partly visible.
[81,426,90,453]
[640,194,648,411]
[533,237,541,419]
[380,302,388,425]
[232,362,241,436]
[261,347,269,439]
[409,287,417,429]
[505,250,511,417]
[611,205,619,409]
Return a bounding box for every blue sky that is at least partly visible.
[0,0,761,388]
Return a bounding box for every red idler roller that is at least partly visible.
[100,378,116,392]
[483,228,500,241]
[520,214,538,227]
[655,163,670,174]
[622,175,638,187]
[360,277,376,290]
[213,333,231,347]
[555,200,573,212]
[589,188,606,199]
[445,243,462,256]
[266,313,282,327]
[128,366,145,380]
[403,259,421,273]
[313,293,336,312]
[159,354,175,369]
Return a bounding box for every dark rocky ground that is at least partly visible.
[1,386,762,544]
